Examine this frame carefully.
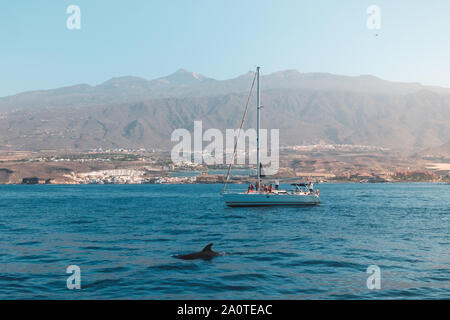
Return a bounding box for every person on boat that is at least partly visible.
[275,180,279,190]
[308,181,314,194]
[247,184,254,193]
[263,184,268,192]
[255,180,260,191]
[269,184,274,193]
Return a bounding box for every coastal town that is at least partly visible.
[0,144,449,185]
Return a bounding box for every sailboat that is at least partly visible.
[222,67,321,207]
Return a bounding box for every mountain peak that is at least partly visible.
[158,69,212,86]
[173,68,192,74]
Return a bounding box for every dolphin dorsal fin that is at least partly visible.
[202,243,214,252]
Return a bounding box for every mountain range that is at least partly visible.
[1,68,449,152]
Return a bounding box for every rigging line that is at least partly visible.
[222,71,258,193]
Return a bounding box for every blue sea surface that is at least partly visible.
[0,183,449,299]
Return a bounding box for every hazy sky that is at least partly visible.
[1,0,450,96]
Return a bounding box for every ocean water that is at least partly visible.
[0,183,449,300]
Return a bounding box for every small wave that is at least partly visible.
[15,241,40,246]
[96,266,130,273]
[19,254,51,261]
[300,259,364,270]
[67,219,94,225]
[221,273,269,281]
[149,262,201,272]
[80,246,136,252]
[0,274,30,282]
[83,278,122,290]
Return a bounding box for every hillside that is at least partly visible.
[0,69,449,151]
[422,141,450,158]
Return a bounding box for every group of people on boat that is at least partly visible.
[247,180,318,195]
[247,182,277,193]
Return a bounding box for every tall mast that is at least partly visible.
[256,66,261,189]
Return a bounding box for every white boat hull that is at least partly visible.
[223,192,321,207]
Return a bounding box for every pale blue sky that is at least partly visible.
[1,0,450,96]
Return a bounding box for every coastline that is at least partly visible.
[1,149,449,185]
